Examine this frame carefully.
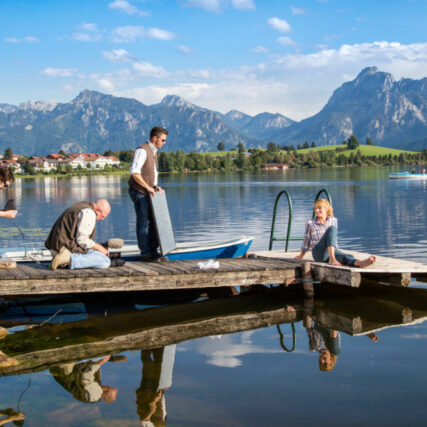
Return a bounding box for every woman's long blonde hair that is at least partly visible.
[314,199,333,218]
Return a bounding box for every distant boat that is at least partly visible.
[0,235,254,263]
[389,172,427,180]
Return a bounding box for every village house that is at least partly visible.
[0,159,23,173]
[261,163,289,171]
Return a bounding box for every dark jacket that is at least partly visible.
[45,201,96,254]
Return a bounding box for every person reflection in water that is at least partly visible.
[136,345,176,426]
[304,316,340,372]
[50,355,118,403]
[0,408,25,426]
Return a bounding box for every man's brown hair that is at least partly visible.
[150,126,168,140]
[0,167,14,184]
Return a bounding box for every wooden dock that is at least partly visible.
[0,249,425,296]
[0,257,300,296]
[255,250,427,287]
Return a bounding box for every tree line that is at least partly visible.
[112,135,426,173]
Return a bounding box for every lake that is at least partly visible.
[0,166,426,426]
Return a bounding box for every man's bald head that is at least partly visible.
[93,199,111,221]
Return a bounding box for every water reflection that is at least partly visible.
[0,283,426,424]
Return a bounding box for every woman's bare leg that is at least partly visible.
[328,245,342,266]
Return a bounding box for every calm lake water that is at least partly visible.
[0,167,426,426]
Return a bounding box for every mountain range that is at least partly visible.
[0,66,426,155]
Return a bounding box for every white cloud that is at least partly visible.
[291,6,307,15]
[181,0,224,13]
[133,61,168,77]
[79,23,99,32]
[176,45,194,54]
[102,49,134,63]
[252,45,268,53]
[108,0,149,16]
[98,78,116,92]
[195,332,283,368]
[268,17,291,33]
[231,0,255,10]
[276,41,427,70]
[146,28,176,41]
[112,26,175,42]
[4,36,39,43]
[41,68,77,77]
[70,23,102,42]
[277,36,296,47]
[112,26,145,43]
[22,36,40,43]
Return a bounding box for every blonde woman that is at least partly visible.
[295,199,375,268]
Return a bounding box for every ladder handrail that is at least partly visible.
[269,190,293,251]
[277,322,296,352]
[269,188,333,251]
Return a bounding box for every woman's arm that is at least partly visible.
[295,222,312,259]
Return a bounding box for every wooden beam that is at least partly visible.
[0,262,299,296]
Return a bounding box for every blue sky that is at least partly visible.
[1,0,427,120]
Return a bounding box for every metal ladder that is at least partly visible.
[269,188,332,251]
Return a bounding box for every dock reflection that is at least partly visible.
[0,283,426,424]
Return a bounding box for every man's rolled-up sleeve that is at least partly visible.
[76,209,97,250]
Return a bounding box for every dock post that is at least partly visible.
[302,262,314,298]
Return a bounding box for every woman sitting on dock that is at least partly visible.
[295,199,376,268]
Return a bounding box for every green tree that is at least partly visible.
[24,161,36,175]
[311,141,316,148]
[347,135,359,150]
[217,142,225,151]
[59,149,66,156]
[237,142,245,154]
[267,142,279,153]
[104,149,113,156]
[119,150,133,163]
[65,165,73,174]
[366,137,374,146]
[4,148,13,160]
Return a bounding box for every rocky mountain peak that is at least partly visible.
[226,110,251,120]
[72,89,109,107]
[18,100,58,112]
[160,95,195,109]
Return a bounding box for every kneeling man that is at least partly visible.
[45,200,111,270]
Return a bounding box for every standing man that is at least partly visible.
[128,126,168,261]
[45,199,111,270]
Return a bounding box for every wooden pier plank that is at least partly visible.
[0,258,300,296]
[254,250,427,287]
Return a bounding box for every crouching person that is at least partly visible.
[45,200,111,270]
